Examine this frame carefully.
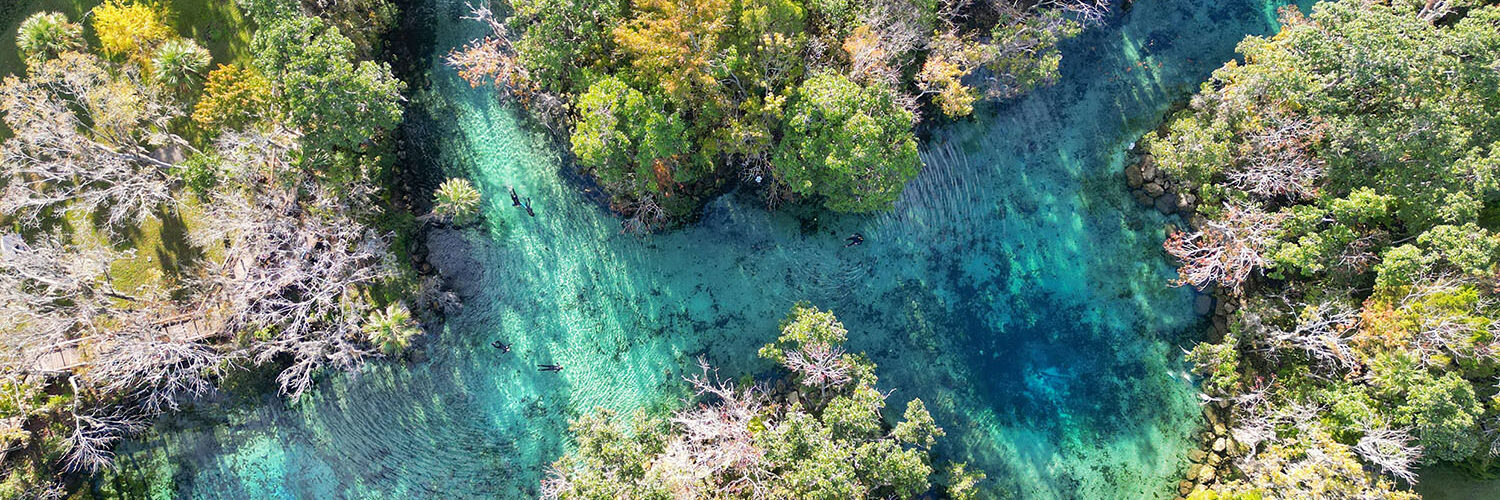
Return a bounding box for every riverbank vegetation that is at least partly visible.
[541,305,982,499]
[0,0,433,497]
[1143,1,1500,496]
[449,0,1112,230]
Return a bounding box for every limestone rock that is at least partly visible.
[1213,424,1227,437]
[1155,194,1178,215]
[1179,480,1193,496]
[1133,189,1154,206]
[1126,163,1144,188]
[1188,448,1207,463]
[1197,465,1216,483]
[1194,295,1212,316]
[1144,182,1166,197]
[1177,192,1197,211]
[1141,157,1158,181]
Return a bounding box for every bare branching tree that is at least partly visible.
[1227,116,1327,201]
[1400,277,1498,364]
[0,234,129,373]
[1165,204,1285,293]
[1355,425,1423,485]
[783,342,852,391]
[1419,0,1459,23]
[0,52,181,233]
[195,155,394,398]
[661,358,774,498]
[88,323,233,413]
[61,405,144,474]
[1262,299,1361,374]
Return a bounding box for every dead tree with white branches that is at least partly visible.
[660,358,775,498]
[0,234,129,373]
[1165,204,1285,293]
[192,130,395,399]
[87,323,233,413]
[61,404,144,474]
[783,342,852,393]
[0,52,182,234]
[1260,299,1362,374]
[1355,425,1423,485]
[1227,116,1327,201]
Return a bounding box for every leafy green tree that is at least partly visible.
[252,14,404,166]
[571,76,694,200]
[14,12,83,63]
[506,0,625,95]
[193,64,274,130]
[1398,372,1482,462]
[945,462,985,500]
[774,71,920,212]
[433,178,482,225]
[892,399,942,448]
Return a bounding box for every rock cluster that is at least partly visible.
[1124,143,1247,498]
[1124,153,1197,216]
[1175,402,1241,499]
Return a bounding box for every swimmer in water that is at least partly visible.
[491,340,511,353]
[845,233,864,247]
[523,197,536,217]
[537,364,563,372]
[509,186,522,207]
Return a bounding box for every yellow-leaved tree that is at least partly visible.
[92,0,171,62]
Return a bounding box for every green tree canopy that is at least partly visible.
[252,14,404,167]
[773,71,920,212]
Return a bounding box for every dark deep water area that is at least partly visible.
[102,1,1320,498]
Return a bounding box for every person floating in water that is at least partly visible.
[845,233,864,247]
[537,364,563,372]
[491,340,510,353]
[523,197,536,217]
[509,186,522,207]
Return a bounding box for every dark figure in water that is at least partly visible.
[523,198,536,217]
[491,340,510,353]
[509,186,521,207]
[845,233,864,247]
[537,364,563,372]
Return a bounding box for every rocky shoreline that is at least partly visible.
[1122,146,1242,499]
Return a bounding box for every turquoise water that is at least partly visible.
[109,0,1308,498]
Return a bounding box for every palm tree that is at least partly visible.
[434,178,482,225]
[15,12,83,63]
[362,303,421,355]
[152,39,211,90]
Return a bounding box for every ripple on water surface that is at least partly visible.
[110,0,1311,498]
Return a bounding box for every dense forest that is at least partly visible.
[449,0,1111,229]
[1146,0,1500,497]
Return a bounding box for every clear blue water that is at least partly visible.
[107,1,1309,498]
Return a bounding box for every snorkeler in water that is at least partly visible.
[491,340,511,353]
[845,233,864,247]
[509,186,522,207]
[523,198,536,217]
[537,364,563,372]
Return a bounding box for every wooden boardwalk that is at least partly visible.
[26,309,223,374]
